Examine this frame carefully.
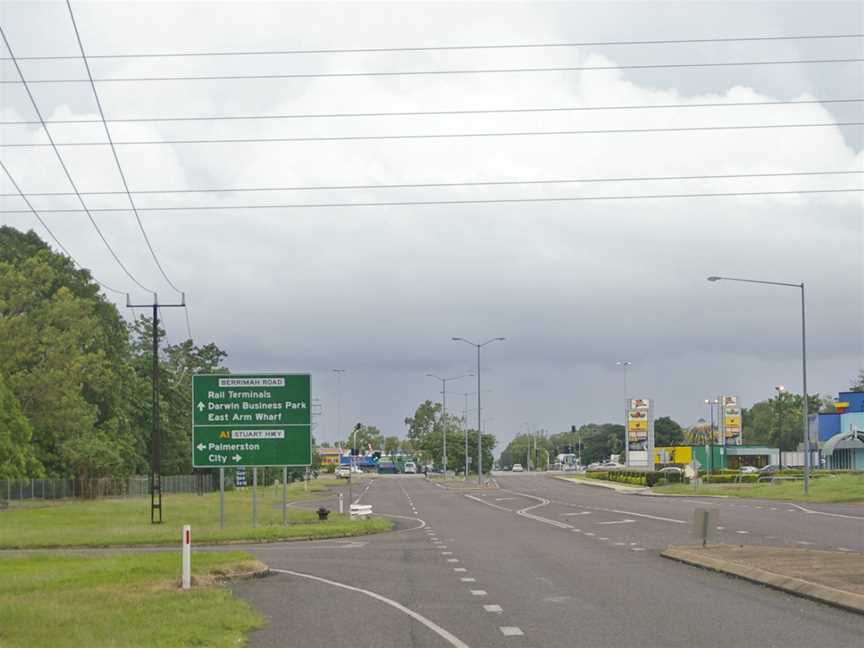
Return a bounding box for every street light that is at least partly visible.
[452,337,506,484]
[616,361,632,464]
[452,389,491,479]
[426,373,474,478]
[775,385,786,469]
[704,398,719,473]
[707,275,810,494]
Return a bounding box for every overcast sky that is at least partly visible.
[1,1,862,452]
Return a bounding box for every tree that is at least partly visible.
[383,436,400,456]
[0,371,43,478]
[654,417,685,446]
[341,424,383,452]
[851,370,864,393]
[741,391,823,450]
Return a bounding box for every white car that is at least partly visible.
[335,467,350,479]
[512,463,524,472]
[404,462,417,474]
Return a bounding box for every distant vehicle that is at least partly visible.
[512,463,524,472]
[335,467,350,479]
[404,462,417,474]
[758,464,781,474]
[740,465,760,474]
[658,466,683,475]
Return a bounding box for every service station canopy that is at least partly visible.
[192,374,311,468]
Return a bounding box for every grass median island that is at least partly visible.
[652,473,864,503]
[0,551,263,648]
[0,482,393,548]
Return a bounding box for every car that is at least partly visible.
[403,462,417,474]
[739,465,760,474]
[512,463,524,472]
[758,464,781,474]
[335,467,351,479]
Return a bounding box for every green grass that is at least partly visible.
[652,473,864,503]
[0,551,263,647]
[0,482,392,548]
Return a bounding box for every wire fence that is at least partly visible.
[0,474,216,501]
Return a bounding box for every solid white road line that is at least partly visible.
[561,511,591,516]
[270,569,469,648]
[791,503,864,520]
[596,519,635,525]
[604,508,686,524]
[500,626,524,636]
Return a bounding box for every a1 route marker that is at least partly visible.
[192,374,311,467]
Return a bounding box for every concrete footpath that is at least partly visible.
[663,544,864,615]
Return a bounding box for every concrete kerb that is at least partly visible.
[662,546,864,616]
[553,475,648,494]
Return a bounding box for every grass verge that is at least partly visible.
[0,551,263,648]
[0,485,392,548]
[652,473,864,503]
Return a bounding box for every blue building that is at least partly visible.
[815,391,864,470]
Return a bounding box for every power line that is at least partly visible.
[4,57,861,84]
[3,170,859,198]
[4,121,861,149]
[1,188,859,214]
[3,33,862,60]
[0,158,126,295]
[2,97,861,126]
[66,0,184,297]
[0,24,155,295]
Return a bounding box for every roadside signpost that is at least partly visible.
[192,373,311,527]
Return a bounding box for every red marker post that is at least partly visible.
[182,525,191,589]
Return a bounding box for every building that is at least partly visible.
[814,391,864,470]
[317,447,342,467]
[654,445,779,471]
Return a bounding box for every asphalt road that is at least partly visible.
[232,474,864,647]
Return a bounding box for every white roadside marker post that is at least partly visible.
[338,492,344,514]
[181,525,192,589]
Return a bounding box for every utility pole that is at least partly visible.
[127,293,185,524]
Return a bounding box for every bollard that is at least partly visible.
[338,493,344,514]
[181,525,192,589]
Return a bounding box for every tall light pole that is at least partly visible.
[775,385,786,469]
[453,389,490,479]
[452,337,506,484]
[704,398,718,473]
[332,369,345,447]
[426,373,473,478]
[708,276,810,494]
[616,361,631,463]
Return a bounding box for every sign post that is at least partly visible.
[218,468,224,529]
[192,373,312,527]
[181,525,191,589]
[282,466,288,526]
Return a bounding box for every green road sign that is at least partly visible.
[192,373,311,468]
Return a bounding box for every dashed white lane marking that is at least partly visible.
[717,526,725,530]
[484,604,503,613]
[584,532,595,537]
[271,569,469,648]
[837,547,852,552]
[736,530,750,535]
[597,519,635,525]
[598,537,609,541]
[454,567,467,572]
[447,558,460,563]
[572,529,581,532]
[632,547,646,551]
[613,542,627,546]
[441,551,453,555]
[771,507,779,511]
[460,577,476,582]
[500,626,524,636]
[796,541,814,545]
[470,590,487,596]
[629,542,638,546]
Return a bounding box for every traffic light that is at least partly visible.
[354,422,362,431]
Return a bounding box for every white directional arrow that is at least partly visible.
[197,402,205,411]
[196,443,206,451]
[232,454,242,462]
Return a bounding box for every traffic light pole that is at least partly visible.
[126,293,185,524]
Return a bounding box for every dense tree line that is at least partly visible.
[404,400,496,473]
[0,227,227,480]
